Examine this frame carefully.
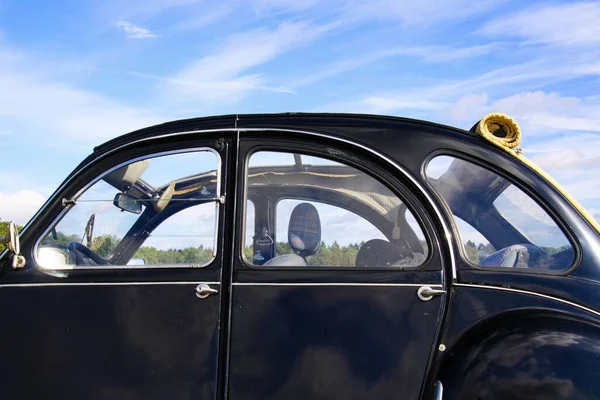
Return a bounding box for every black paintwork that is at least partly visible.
[1,113,599,399]
[0,284,221,399]
[229,285,444,400]
[439,286,600,400]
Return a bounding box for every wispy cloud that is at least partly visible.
[162,20,342,105]
[0,45,166,146]
[115,20,160,39]
[0,190,46,224]
[480,1,600,46]
[170,6,232,32]
[293,43,502,87]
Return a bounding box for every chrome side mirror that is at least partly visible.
[2,222,26,269]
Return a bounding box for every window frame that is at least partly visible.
[240,145,435,271]
[33,147,224,271]
[423,150,581,275]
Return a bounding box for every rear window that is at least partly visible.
[425,155,574,271]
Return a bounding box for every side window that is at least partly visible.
[425,155,575,270]
[37,150,220,269]
[243,151,428,268]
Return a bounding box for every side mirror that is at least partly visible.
[113,193,143,214]
[1,222,26,269]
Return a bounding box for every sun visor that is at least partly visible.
[103,160,150,192]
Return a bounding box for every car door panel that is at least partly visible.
[0,283,220,399]
[229,284,444,399]
[227,136,448,399]
[0,135,232,400]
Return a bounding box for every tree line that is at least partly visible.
[3,218,572,267]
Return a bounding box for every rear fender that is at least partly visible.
[439,313,600,400]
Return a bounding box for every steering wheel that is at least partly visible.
[67,242,109,266]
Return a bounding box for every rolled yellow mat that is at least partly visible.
[474,113,600,235]
[476,113,522,149]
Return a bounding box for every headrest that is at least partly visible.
[288,203,321,257]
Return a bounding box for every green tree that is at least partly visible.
[0,219,23,251]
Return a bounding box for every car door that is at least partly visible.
[226,134,448,399]
[0,134,233,399]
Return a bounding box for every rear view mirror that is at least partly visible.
[113,193,143,214]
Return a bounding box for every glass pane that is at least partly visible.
[493,186,570,249]
[426,155,574,270]
[37,150,219,269]
[277,199,386,266]
[135,203,216,265]
[244,151,429,267]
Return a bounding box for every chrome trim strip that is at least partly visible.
[33,147,222,271]
[25,125,454,279]
[454,283,600,317]
[0,281,220,288]
[237,127,456,281]
[433,381,444,400]
[232,282,442,287]
[21,129,237,232]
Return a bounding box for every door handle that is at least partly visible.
[195,283,219,299]
[417,286,446,302]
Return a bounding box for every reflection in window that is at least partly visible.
[275,199,386,266]
[426,155,574,270]
[37,150,219,269]
[244,151,429,267]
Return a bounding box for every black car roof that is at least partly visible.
[93,112,472,155]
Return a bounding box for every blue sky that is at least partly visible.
[1,0,600,226]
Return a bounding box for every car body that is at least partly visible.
[1,113,600,399]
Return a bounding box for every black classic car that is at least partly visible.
[1,113,600,399]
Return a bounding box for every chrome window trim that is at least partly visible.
[20,129,236,234]
[423,152,579,274]
[454,283,600,317]
[237,128,456,280]
[24,126,454,279]
[242,151,429,269]
[33,146,223,271]
[0,281,221,288]
[232,282,442,287]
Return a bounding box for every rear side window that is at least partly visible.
[243,151,428,268]
[425,155,574,270]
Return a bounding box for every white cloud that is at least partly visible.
[0,190,46,225]
[532,149,600,172]
[115,20,159,39]
[293,44,500,88]
[162,20,340,104]
[447,91,600,135]
[170,6,232,32]
[480,1,600,46]
[0,45,166,146]
[0,69,165,144]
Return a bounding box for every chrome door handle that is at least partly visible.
[417,286,446,302]
[195,283,219,299]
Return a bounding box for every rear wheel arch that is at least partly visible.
[438,310,600,400]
